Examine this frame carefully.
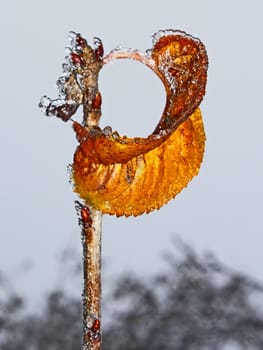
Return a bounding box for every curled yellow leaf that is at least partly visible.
[71,30,208,216]
[73,108,205,216]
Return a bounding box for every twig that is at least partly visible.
[73,36,104,350]
[76,202,102,350]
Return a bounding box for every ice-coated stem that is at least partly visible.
[78,205,102,350]
[74,34,104,350]
[78,83,103,349]
[103,49,162,82]
[39,31,105,349]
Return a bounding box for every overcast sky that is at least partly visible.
[1,0,262,308]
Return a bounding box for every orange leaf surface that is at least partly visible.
[70,30,208,216]
[73,108,205,216]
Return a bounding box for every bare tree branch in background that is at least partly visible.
[1,241,263,350]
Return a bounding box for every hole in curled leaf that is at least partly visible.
[99,60,165,137]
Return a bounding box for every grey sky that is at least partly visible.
[1,1,262,307]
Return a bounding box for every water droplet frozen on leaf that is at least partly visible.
[39,94,78,121]
[39,95,51,115]
[67,164,73,184]
[112,131,120,140]
[145,48,153,57]
[56,76,68,96]
[103,126,112,136]
[157,59,177,93]
[159,129,167,136]
[152,29,187,45]
[64,47,75,67]
[62,63,72,74]
[53,102,78,122]
[45,98,64,116]
[93,37,104,58]
[65,46,73,56]
[68,31,85,54]
[114,44,123,51]
[68,31,78,47]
